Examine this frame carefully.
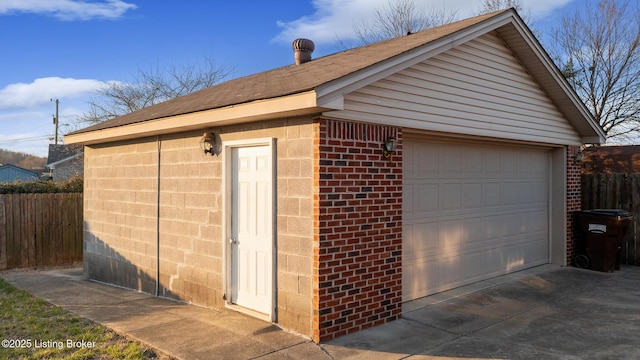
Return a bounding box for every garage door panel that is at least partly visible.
[484,149,502,174]
[463,252,485,280]
[521,210,547,233]
[411,183,439,213]
[500,152,518,174]
[404,222,439,260]
[483,183,502,206]
[465,151,484,174]
[441,148,463,175]
[403,259,439,295]
[502,182,520,205]
[438,255,464,287]
[442,183,462,210]
[465,217,484,245]
[439,219,464,251]
[463,183,483,208]
[403,138,549,302]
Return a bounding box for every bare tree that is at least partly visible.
[478,0,525,14]
[477,0,536,33]
[78,56,232,125]
[350,0,458,45]
[551,0,640,141]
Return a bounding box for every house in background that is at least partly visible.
[66,9,605,342]
[581,145,640,174]
[0,164,39,183]
[44,144,84,181]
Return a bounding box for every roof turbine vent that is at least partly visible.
[292,38,315,65]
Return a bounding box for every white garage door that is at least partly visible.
[403,137,549,301]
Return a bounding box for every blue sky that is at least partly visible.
[0,0,578,157]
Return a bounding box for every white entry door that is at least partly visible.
[230,144,273,316]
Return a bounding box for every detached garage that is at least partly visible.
[66,9,604,342]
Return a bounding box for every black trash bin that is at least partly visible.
[573,209,633,272]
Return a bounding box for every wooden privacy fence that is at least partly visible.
[581,173,640,265]
[0,193,83,270]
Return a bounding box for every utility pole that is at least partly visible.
[51,98,59,146]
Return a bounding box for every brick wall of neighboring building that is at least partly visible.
[313,119,403,342]
[567,145,582,266]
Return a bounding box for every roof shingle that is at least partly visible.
[71,11,504,135]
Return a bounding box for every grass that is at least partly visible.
[0,278,163,359]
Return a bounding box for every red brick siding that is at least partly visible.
[567,145,582,265]
[313,119,403,342]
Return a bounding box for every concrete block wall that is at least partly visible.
[83,139,160,294]
[313,119,403,342]
[567,145,582,266]
[83,117,316,338]
[220,118,316,336]
[156,131,222,307]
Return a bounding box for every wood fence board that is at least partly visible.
[42,196,56,265]
[5,195,14,268]
[62,194,71,264]
[0,193,82,270]
[18,194,28,268]
[14,194,21,268]
[0,196,6,270]
[73,193,84,261]
[27,194,36,267]
[35,194,43,266]
[76,194,83,261]
[55,194,64,264]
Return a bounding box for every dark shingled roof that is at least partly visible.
[71,11,504,135]
[46,144,83,165]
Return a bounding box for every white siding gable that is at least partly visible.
[325,32,581,145]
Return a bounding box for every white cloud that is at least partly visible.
[273,0,390,44]
[0,0,137,21]
[0,77,105,110]
[272,0,575,44]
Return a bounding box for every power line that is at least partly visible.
[0,135,51,144]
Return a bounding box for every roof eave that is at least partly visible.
[65,90,332,145]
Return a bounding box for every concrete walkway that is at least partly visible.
[2,265,640,359]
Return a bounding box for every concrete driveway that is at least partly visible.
[2,264,639,359]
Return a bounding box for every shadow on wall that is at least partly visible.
[83,229,171,301]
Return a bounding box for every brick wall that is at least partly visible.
[313,119,403,342]
[566,145,582,266]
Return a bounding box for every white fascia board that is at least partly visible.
[65,91,322,145]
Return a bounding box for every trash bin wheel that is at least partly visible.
[574,254,590,269]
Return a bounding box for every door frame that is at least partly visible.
[222,137,277,321]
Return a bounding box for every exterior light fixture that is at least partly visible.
[383,137,398,158]
[573,148,584,164]
[199,132,216,155]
